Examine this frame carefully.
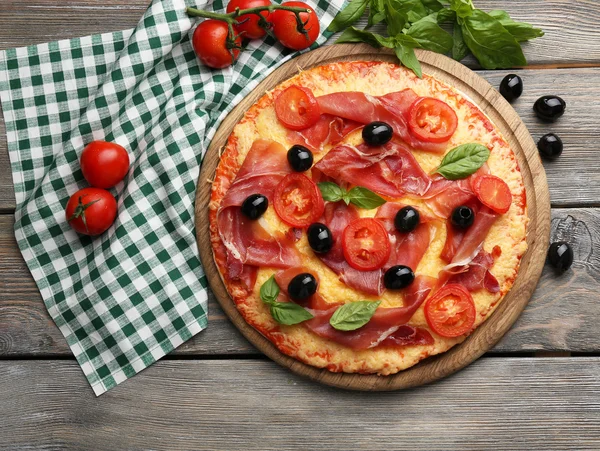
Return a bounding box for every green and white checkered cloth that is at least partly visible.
[0,0,344,395]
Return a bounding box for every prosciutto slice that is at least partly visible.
[448,249,500,293]
[317,89,448,153]
[287,114,361,152]
[217,139,301,290]
[315,140,431,198]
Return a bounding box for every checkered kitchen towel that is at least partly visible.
[0,0,343,395]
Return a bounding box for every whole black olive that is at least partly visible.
[499,74,523,102]
[384,265,415,290]
[241,194,268,220]
[533,95,566,121]
[537,133,563,160]
[287,145,314,172]
[307,222,333,254]
[288,273,318,301]
[451,206,475,229]
[548,241,573,272]
[362,121,393,146]
[394,206,420,233]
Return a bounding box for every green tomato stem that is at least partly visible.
[185,5,310,23]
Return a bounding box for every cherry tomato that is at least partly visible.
[275,85,321,130]
[80,141,129,189]
[473,175,512,214]
[192,19,242,69]
[274,173,324,227]
[342,218,391,271]
[424,284,476,338]
[408,97,458,143]
[227,0,271,39]
[271,1,320,50]
[65,188,117,236]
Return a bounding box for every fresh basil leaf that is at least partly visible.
[336,27,394,48]
[327,0,369,32]
[405,0,430,23]
[436,8,456,24]
[330,300,381,331]
[407,19,453,53]
[393,37,422,78]
[347,187,387,209]
[367,0,386,28]
[452,21,469,61]
[384,0,409,36]
[461,10,526,69]
[488,10,544,42]
[435,143,490,180]
[260,275,280,305]
[270,302,314,325]
[449,0,474,18]
[317,181,346,202]
[421,0,444,12]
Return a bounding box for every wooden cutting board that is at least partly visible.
[194,44,551,391]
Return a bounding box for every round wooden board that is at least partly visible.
[195,44,551,391]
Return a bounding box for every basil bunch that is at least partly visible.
[318,182,387,209]
[328,0,543,76]
[260,276,314,325]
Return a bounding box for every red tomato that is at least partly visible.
[424,284,476,338]
[473,175,512,214]
[275,85,321,130]
[273,173,324,227]
[342,218,391,271]
[192,20,242,69]
[408,97,458,143]
[271,1,320,50]
[80,141,129,189]
[227,0,271,39]
[65,188,117,236]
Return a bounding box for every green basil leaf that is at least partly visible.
[336,27,394,48]
[270,302,314,325]
[452,21,469,61]
[330,300,381,331]
[488,10,544,42]
[406,0,430,23]
[327,0,369,32]
[317,182,345,202]
[436,8,456,24]
[435,143,490,180]
[394,41,422,78]
[461,10,526,69]
[260,275,280,305]
[449,0,474,18]
[421,0,444,12]
[384,0,409,36]
[347,187,387,209]
[367,0,386,28]
[407,19,453,54]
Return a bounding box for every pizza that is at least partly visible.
[208,61,528,376]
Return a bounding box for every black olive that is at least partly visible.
[241,194,268,220]
[307,222,333,254]
[362,121,393,146]
[499,74,523,102]
[451,206,475,229]
[548,241,573,272]
[394,206,420,233]
[537,133,563,160]
[533,95,566,121]
[384,265,415,290]
[288,273,318,302]
[287,145,313,172]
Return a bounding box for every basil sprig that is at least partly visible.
[318,182,386,210]
[330,300,381,331]
[328,0,543,76]
[435,143,490,180]
[260,276,314,326]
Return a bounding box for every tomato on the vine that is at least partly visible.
[271,1,320,50]
[227,0,271,39]
[80,141,129,189]
[192,19,242,69]
[65,188,117,236]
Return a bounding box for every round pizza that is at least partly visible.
[208,60,528,376]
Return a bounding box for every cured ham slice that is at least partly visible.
[217,140,301,289]
[287,114,361,152]
[378,325,434,347]
[447,206,499,269]
[317,90,448,153]
[315,140,431,198]
[448,250,500,293]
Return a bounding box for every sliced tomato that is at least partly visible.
[275,85,321,131]
[408,97,458,143]
[274,173,324,227]
[473,175,512,214]
[425,284,476,338]
[342,218,391,271]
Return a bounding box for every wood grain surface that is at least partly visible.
[195,44,550,390]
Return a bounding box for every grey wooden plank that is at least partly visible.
[1,358,600,450]
[1,207,598,356]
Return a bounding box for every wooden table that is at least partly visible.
[1,1,599,449]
